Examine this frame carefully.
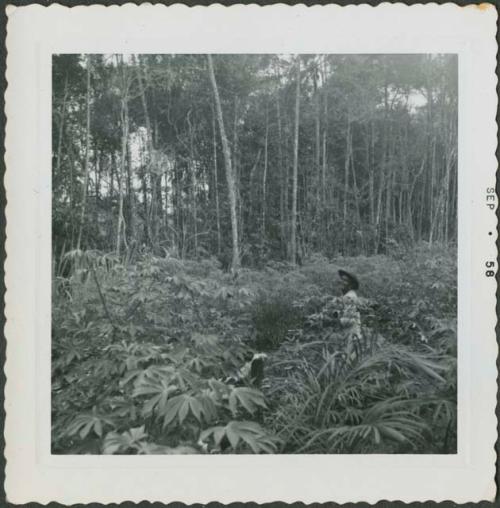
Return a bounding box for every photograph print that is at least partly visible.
[52,53,457,455]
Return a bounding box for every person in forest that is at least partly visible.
[338,269,359,298]
[337,270,362,360]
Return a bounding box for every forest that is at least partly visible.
[52,54,457,454]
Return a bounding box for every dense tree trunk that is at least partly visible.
[349,126,363,251]
[55,74,68,178]
[290,57,301,265]
[276,82,287,256]
[248,149,262,220]
[172,157,181,254]
[116,56,131,256]
[385,128,394,244]
[343,113,351,254]
[375,78,390,253]
[313,66,321,230]
[116,90,129,256]
[76,56,91,251]
[141,168,150,246]
[428,136,437,244]
[233,96,243,244]
[321,60,328,249]
[126,137,136,242]
[154,119,165,247]
[261,103,269,248]
[207,55,240,270]
[68,142,76,247]
[211,103,222,255]
[109,152,115,243]
[94,149,101,243]
[136,56,159,252]
[368,120,375,226]
[187,110,198,255]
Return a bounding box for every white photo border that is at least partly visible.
[4,3,498,504]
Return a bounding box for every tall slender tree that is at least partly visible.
[207,55,240,270]
[76,55,92,251]
[116,55,131,256]
[290,56,301,264]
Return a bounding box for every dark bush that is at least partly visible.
[251,294,303,351]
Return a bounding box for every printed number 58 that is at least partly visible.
[486,261,495,277]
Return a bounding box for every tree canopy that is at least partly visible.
[53,53,457,268]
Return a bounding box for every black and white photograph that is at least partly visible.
[5,3,497,504]
[51,53,458,455]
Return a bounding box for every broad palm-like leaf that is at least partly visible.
[132,376,178,418]
[65,410,115,439]
[162,393,217,427]
[103,426,148,454]
[228,387,267,416]
[200,421,279,454]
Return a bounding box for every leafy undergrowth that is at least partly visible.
[52,244,456,454]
